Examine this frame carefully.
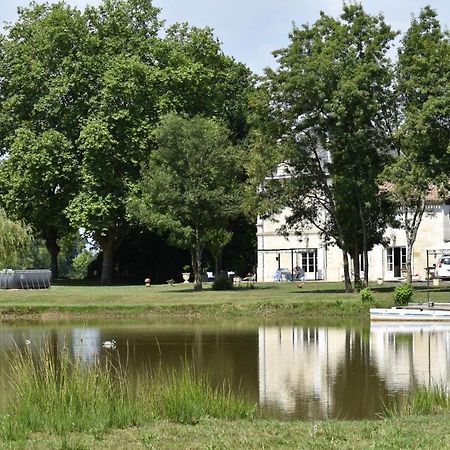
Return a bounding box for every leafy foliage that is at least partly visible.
[0,0,253,284]
[360,287,374,303]
[205,228,233,275]
[0,3,87,278]
[397,7,450,177]
[0,209,32,268]
[393,283,413,306]
[132,114,243,290]
[379,155,430,284]
[212,276,234,291]
[377,7,450,285]
[69,251,95,280]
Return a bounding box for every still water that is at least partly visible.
[0,320,449,420]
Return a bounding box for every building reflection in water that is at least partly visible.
[370,322,450,389]
[72,328,101,364]
[258,326,347,419]
[258,323,450,419]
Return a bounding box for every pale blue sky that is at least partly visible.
[1,0,449,74]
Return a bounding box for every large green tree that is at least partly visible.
[67,7,251,284]
[383,7,450,285]
[131,114,243,290]
[248,5,397,291]
[380,155,431,284]
[0,0,252,284]
[0,3,85,278]
[61,0,165,285]
[0,130,77,278]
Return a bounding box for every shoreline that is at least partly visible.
[0,281,447,322]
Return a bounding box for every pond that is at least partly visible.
[0,319,449,420]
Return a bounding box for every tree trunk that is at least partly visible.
[214,250,223,278]
[363,249,369,287]
[49,249,59,281]
[358,198,369,287]
[101,240,115,285]
[352,247,361,288]
[406,236,413,285]
[354,194,369,287]
[342,250,353,293]
[96,227,126,285]
[191,242,204,291]
[403,200,426,286]
[44,228,60,280]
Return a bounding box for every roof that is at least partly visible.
[380,182,448,205]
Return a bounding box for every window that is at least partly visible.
[387,249,393,272]
[300,251,317,273]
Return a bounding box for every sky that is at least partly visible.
[1,0,449,74]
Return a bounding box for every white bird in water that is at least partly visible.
[102,340,116,349]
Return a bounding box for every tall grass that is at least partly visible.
[150,366,255,424]
[384,384,450,417]
[0,344,256,442]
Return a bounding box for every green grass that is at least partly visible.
[2,414,450,449]
[0,281,446,321]
[0,344,256,443]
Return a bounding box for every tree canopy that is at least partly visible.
[1,0,447,288]
[379,6,450,284]
[397,6,450,178]
[0,2,85,278]
[131,114,243,290]
[248,4,397,291]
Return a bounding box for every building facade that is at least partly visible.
[257,200,450,282]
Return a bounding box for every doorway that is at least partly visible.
[296,251,318,280]
[386,247,406,278]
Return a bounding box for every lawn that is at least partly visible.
[7,414,450,449]
[0,281,447,320]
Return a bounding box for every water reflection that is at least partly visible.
[72,328,101,364]
[370,322,450,389]
[259,327,347,419]
[258,323,450,419]
[0,321,448,420]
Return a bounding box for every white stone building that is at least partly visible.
[257,187,450,283]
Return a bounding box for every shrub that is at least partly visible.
[212,275,234,290]
[354,279,364,292]
[393,283,413,306]
[360,287,374,303]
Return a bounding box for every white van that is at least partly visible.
[435,256,450,279]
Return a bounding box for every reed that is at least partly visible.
[0,344,256,442]
[384,384,450,417]
[149,365,256,424]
